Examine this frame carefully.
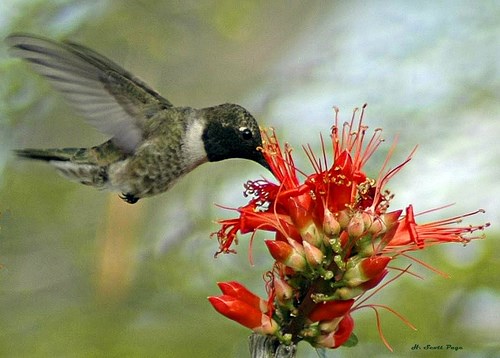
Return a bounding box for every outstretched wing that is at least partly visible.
[6,33,173,153]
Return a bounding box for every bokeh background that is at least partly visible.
[0,1,499,357]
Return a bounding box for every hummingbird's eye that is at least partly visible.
[240,127,253,140]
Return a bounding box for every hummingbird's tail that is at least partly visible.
[15,147,84,162]
[15,147,109,188]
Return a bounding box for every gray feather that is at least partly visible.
[6,33,173,153]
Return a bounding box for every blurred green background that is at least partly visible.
[0,1,499,357]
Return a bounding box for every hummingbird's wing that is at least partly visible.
[6,33,173,153]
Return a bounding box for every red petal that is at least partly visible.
[333,314,355,348]
[308,299,355,322]
[265,240,293,262]
[217,281,266,312]
[208,295,263,330]
[360,256,391,279]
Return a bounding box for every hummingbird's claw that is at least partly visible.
[119,193,139,204]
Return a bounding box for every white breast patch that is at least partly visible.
[182,119,208,169]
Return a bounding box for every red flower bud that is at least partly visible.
[334,268,388,300]
[361,256,391,278]
[301,223,323,247]
[323,208,341,236]
[274,276,294,306]
[308,299,355,322]
[344,256,391,287]
[336,209,351,229]
[265,240,307,272]
[315,313,355,348]
[303,241,324,267]
[347,213,365,238]
[360,269,389,291]
[217,281,267,313]
[286,237,305,255]
[208,295,278,335]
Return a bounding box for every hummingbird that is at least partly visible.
[6,33,270,204]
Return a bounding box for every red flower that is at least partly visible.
[208,282,279,335]
[210,105,489,350]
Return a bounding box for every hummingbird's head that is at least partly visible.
[202,103,270,171]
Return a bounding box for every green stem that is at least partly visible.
[281,279,323,343]
[282,260,343,343]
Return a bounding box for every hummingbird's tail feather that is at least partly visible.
[15,148,81,162]
[15,148,109,188]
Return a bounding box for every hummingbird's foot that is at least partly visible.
[120,192,139,204]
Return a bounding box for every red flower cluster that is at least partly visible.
[208,105,488,350]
